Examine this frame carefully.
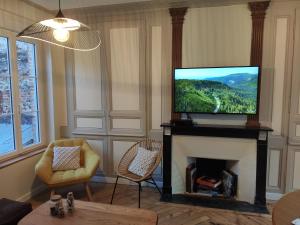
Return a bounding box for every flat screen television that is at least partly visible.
[173,66,260,115]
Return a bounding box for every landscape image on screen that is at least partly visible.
[174,67,259,114]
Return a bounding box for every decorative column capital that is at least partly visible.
[248,1,270,19]
[169,7,188,24]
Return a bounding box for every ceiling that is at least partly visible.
[28,0,153,10]
[27,0,266,12]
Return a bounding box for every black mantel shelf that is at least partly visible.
[160,122,273,210]
[161,122,272,139]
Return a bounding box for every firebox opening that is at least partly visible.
[186,157,238,199]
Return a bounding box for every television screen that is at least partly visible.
[173,66,259,114]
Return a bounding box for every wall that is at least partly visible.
[0,0,65,200]
[257,0,300,196]
[0,154,45,201]
[63,4,255,182]
[60,1,300,197]
[62,8,172,181]
[177,1,300,196]
[182,5,251,67]
[182,4,252,125]
[61,2,262,189]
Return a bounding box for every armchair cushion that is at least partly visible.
[52,146,81,171]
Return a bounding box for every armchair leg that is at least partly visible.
[138,182,141,208]
[85,183,93,201]
[110,176,119,204]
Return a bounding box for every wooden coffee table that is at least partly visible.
[18,200,158,225]
[272,190,300,225]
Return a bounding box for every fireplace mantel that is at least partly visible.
[161,122,273,207]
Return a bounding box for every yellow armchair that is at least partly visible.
[35,138,100,200]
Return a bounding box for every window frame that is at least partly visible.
[0,29,47,161]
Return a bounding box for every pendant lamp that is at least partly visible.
[17,0,101,51]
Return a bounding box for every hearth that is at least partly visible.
[186,158,238,199]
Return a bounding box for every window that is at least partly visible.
[16,41,40,147]
[0,37,15,155]
[0,36,42,158]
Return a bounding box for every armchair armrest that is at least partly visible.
[35,151,53,184]
[82,142,100,176]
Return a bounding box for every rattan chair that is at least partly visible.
[110,139,163,208]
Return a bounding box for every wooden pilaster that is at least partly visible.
[169,7,188,121]
[247,1,270,127]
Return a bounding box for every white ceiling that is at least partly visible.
[28,0,153,10]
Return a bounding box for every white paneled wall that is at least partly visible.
[151,26,162,130]
[112,141,136,174]
[286,8,300,192]
[63,3,300,195]
[87,139,105,171]
[264,15,290,193]
[272,18,288,135]
[110,27,140,111]
[112,119,141,129]
[74,49,102,111]
[77,118,103,129]
[292,152,300,189]
[296,125,300,137]
[268,150,281,187]
[65,10,168,179]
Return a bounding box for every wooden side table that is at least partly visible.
[273,190,300,225]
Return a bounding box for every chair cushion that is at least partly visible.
[0,198,32,225]
[128,147,158,177]
[49,168,92,187]
[52,146,81,171]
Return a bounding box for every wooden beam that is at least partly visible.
[169,7,188,121]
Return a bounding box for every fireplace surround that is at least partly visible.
[161,123,272,212]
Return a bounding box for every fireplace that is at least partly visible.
[171,135,256,203]
[186,158,238,199]
[161,123,272,213]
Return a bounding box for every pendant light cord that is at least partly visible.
[56,0,64,18]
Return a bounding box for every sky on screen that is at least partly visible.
[175,67,259,80]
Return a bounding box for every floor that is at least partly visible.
[30,182,272,225]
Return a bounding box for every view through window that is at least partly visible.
[0,37,40,157]
[0,37,15,155]
[17,41,40,148]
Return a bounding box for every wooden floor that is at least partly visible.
[29,182,272,225]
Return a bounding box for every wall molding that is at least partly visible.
[266,192,283,201]
[16,184,47,202]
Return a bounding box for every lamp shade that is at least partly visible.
[17,10,101,51]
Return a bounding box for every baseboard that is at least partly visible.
[16,184,47,202]
[266,192,283,201]
[91,175,163,188]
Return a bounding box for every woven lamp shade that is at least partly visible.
[17,11,101,51]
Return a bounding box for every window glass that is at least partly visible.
[0,37,15,155]
[16,41,40,147]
